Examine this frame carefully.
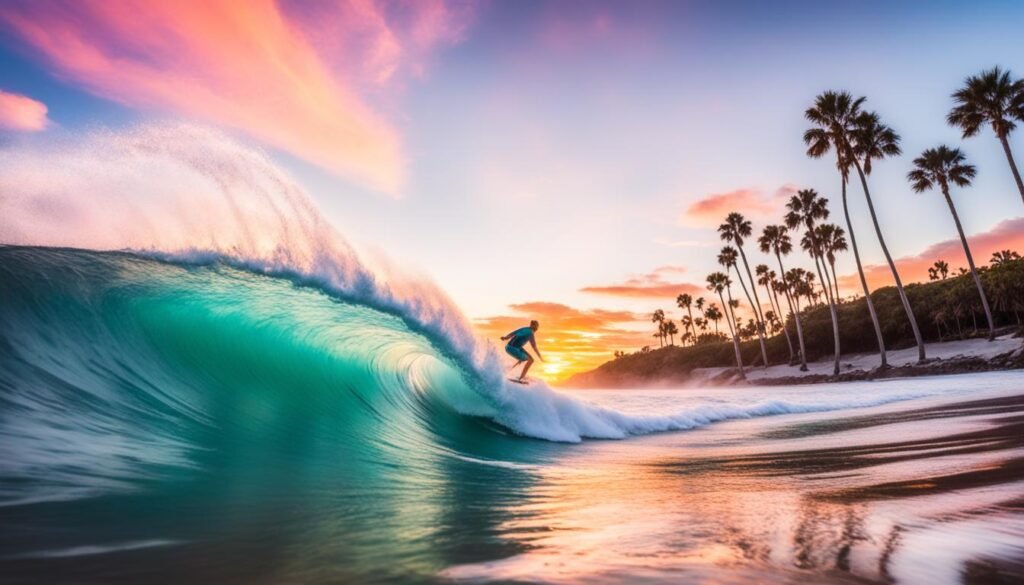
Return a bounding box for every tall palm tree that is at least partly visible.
[908,145,996,341]
[760,225,809,370]
[718,245,767,368]
[786,189,842,375]
[707,272,745,379]
[719,212,769,366]
[676,293,696,345]
[847,109,927,361]
[652,309,665,347]
[756,263,795,363]
[948,67,1024,206]
[804,90,889,367]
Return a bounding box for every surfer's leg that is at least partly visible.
[519,356,534,380]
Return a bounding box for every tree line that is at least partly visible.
[641,67,1024,379]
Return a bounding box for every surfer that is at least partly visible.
[501,320,544,383]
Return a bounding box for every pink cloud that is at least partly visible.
[683,184,796,228]
[581,266,702,299]
[0,0,474,194]
[838,217,1024,290]
[0,89,50,131]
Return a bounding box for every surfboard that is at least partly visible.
[507,378,530,385]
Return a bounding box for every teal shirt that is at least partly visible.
[508,327,534,348]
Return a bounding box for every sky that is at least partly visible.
[1,0,1024,381]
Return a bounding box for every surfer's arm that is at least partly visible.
[500,331,513,341]
[530,338,543,361]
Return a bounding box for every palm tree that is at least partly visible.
[816,223,848,303]
[719,212,769,366]
[948,67,1024,206]
[680,315,693,345]
[665,320,678,345]
[756,263,795,363]
[718,245,767,368]
[706,272,745,379]
[676,293,696,344]
[908,145,995,341]
[928,260,950,281]
[764,310,781,335]
[991,250,1022,266]
[786,189,842,375]
[720,244,770,368]
[705,304,722,335]
[759,224,808,370]
[801,228,842,304]
[846,109,927,361]
[784,269,808,313]
[652,309,665,347]
[804,90,889,368]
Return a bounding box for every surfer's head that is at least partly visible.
[530,320,539,331]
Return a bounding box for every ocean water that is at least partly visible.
[2,126,1022,583]
[2,247,1023,584]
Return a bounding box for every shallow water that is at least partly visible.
[2,247,1023,584]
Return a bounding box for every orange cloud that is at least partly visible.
[683,184,796,228]
[475,302,653,382]
[0,89,50,131]
[0,0,473,194]
[580,265,702,299]
[838,217,1024,290]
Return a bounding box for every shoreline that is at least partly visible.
[730,347,1024,387]
[562,334,1024,389]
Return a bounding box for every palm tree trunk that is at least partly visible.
[828,259,841,303]
[851,158,926,361]
[731,265,768,368]
[840,178,888,367]
[764,280,795,363]
[718,290,745,379]
[999,133,1024,207]
[736,244,770,367]
[943,187,996,340]
[686,307,696,346]
[776,252,808,371]
[821,261,841,376]
[809,246,841,376]
[819,255,838,304]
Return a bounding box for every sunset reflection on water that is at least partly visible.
[443,387,1024,584]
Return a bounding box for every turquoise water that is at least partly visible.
[3,246,1023,584]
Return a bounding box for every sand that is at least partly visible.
[692,333,1024,384]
